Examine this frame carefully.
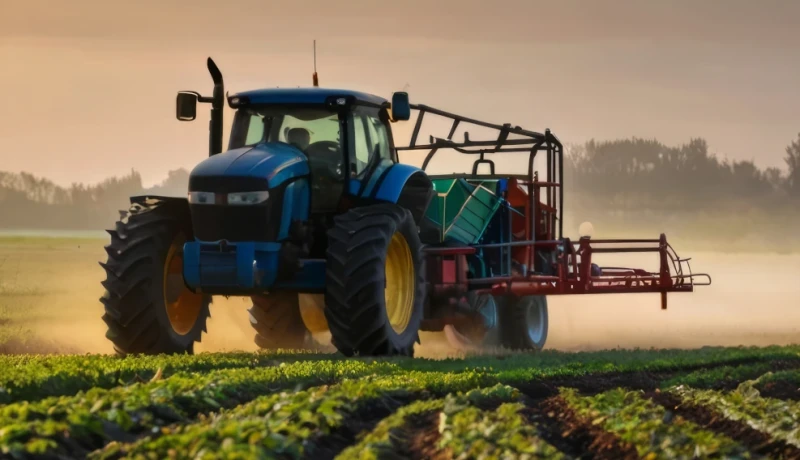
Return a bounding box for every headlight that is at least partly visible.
[188,191,215,204]
[228,191,269,205]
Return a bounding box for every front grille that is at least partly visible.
[189,175,288,242]
[191,203,278,242]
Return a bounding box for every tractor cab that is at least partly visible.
[222,89,402,215]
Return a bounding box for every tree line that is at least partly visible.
[0,169,189,231]
[1,133,798,241]
[564,133,800,209]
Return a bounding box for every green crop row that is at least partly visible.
[0,350,330,405]
[753,369,800,393]
[659,361,789,390]
[671,380,800,448]
[461,344,800,387]
[92,371,500,460]
[561,387,749,459]
[0,360,404,459]
[336,399,445,460]
[2,344,799,458]
[336,384,522,460]
[3,344,799,406]
[438,397,564,458]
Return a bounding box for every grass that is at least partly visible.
[0,235,105,353]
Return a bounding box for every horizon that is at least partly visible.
[2,0,799,187]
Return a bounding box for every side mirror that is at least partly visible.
[390,92,411,121]
[176,91,199,121]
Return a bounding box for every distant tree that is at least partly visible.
[786,132,800,198]
[144,168,190,197]
[764,167,785,192]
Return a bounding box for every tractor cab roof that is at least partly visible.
[230,87,388,107]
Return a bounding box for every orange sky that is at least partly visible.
[2,0,799,186]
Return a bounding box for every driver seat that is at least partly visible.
[287,127,311,152]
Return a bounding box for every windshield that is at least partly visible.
[228,107,340,151]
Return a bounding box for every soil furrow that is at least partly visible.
[523,395,638,460]
[756,380,800,401]
[304,395,416,460]
[647,390,800,459]
[517,358,800,399]
[406,411,449,460]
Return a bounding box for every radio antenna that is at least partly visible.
[312,40,319,87]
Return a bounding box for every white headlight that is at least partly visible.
[228,191,269,205]
[188,191,215,204]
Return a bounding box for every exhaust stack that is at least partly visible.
[175,57,225,157]
[206,58,224,156]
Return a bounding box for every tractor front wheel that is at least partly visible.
[248,293,310,350]
[100,199,211,356]
[502,295,549,351]
[324,203,425,357]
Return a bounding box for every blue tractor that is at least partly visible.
[100,58,435,356]
[100,58,709,357]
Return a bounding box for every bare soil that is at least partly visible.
[756,380,800,401]
[1,238,799,357]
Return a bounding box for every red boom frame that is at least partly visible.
[424,234,711,310]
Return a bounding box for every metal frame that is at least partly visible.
[395,104,711,309]
[396,104,564,239]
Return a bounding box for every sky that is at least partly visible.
[1,0,799,187]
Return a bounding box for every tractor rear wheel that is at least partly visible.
[502,295,549,351]
[248,293,310,350]
[324,203,425,357]
[100,199,211,356]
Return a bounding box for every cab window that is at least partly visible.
[350,108,393,177]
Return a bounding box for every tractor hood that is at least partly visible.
[189,143,310,191]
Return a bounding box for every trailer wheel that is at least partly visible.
[443,293,503,350]
[503,295,549,351]
[324,203,425,357]
[249,293,310,350]
[100,199,211,356]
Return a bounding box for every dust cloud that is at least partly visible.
[1,238,798,357]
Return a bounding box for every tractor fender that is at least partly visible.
[370,164,434,225]
[128,196,192,225]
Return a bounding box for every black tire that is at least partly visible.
[249,293,310,349]
[444,292,503,349]
[324,203,425,357]
[502,295,549,351]
[100,199,211,356]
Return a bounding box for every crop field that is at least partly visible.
[3,237,800,458]
[2,345,800,458]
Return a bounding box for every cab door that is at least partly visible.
[346,105,396,198]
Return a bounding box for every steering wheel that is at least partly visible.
[306,141,343,179]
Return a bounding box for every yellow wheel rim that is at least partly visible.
[163,235,204,335]
[384,232,415,334]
